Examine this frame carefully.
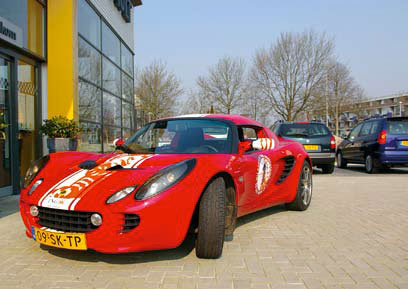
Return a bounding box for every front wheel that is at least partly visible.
[195,177,226,259]
[336,151,347,168]
[286,161,313,211]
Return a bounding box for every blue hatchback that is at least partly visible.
[337,117,408,173]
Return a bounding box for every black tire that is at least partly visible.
[195,177,226,259]
[286,161,313,211]
[365,154,379,174]
[321,163,335,174]
[336,151,347,168]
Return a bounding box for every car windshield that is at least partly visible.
[387,119,408,134]
[123,119,233,154]
[280,123,330,138]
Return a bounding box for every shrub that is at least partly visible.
[40,116,81,138]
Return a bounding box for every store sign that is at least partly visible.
[113,0,132,23]
[0,16,22,48]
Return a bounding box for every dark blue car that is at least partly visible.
[337,117,408,173]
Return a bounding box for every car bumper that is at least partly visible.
[309,152,335,165]
[377,151,408,166]
[20,185,200,254]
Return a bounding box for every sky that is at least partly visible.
[133,0,408,99]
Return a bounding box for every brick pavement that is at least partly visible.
[0,171,407,289]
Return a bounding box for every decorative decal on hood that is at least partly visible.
[39,155,152,210]
[256,155,272,195]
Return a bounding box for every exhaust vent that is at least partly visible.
[276,156,296,184]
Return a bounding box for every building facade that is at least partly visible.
[0,0,141,196]
[338,92,408,136]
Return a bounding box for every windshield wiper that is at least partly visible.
[115,144,135,154]
[285,133,309,138]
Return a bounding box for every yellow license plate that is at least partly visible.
[401,141,408,146]
[304,145,319,151]
[32,227,87,250]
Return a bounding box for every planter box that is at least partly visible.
[47,138,78,153]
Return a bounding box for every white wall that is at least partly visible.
[89,0,135,51]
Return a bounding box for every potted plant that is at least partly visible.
[0,112,8,141]
[40,116,81,153]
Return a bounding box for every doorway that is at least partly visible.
[0,56,12,196]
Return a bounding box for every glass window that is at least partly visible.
[102,22,120,64]
[102,57,120,96]
[17,60,38,176]
[78,38,102,85]
[386,119,408,134]
[125,119,233,154]
[103,126,121,152]
[240,127,258,141]
[360,122,373,137]
[78,81,101,122]
[122,102,133,129]
[279,123,330,138]
[122,73,133,101]
[78,0,101,49]
[370,121,380,134]
[103,92,121,127]
[80,122,102,153]
[0,0,45,57]
[121,43,133,76]
[349,123,363,140]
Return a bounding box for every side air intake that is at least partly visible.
[276,156,296,184]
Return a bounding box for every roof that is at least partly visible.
[159,114,266,127]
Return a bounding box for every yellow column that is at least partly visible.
[47,0,78,120]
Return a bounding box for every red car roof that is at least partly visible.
[161,114,266,127]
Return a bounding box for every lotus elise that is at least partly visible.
[20,114,312,259]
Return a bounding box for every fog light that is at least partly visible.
[30,206,39,217]
[90,213,103,226]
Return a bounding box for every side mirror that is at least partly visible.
[113,138,125,148]
[238,141,252,155]
[252,138,275,150]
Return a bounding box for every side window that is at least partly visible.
[360,122,373,137]
[241,127,258,141]
[349,123,363,140]
[370,121,380,135]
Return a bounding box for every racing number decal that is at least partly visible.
[256,155,272,195]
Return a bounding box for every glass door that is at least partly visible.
[0,56,12,196]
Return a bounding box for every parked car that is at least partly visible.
[271,121,336,174]
[336,117,408,173]
[20,114,312,259]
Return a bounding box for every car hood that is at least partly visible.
[35,152,198,210]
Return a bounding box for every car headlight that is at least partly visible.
[135,159,196,200]
[106,186,137,204]
[28,179,43,196]
[24,155,50,188]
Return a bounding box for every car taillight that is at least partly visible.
[377,130,387,145]
[330,136,336,150]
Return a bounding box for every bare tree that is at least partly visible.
[181,90,212,114]
[134,61,183,120]
[312,60,365,135]
[240,84,270,124]
[197,57,246,114]
[251,30,334,121]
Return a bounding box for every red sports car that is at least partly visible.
[20,114,312,259]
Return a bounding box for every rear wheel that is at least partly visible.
[195,177,226,259]
[286,161,312,211]
[336,151,347,168]
[321,163,335,174]
[365,154,379,174]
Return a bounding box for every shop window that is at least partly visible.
[78,0,101,49]
[78,81,101,123]
[122,102,133,129]
[103,126,121,152]
[78,38,102,86]
[102,57,120,96]
[103,92,121,127]
[0,0,45,57]
[121,43,133,76]
[80,122,102,153]
[102,22,120,65]
[122,73,133,101]
[17,60,38,177]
